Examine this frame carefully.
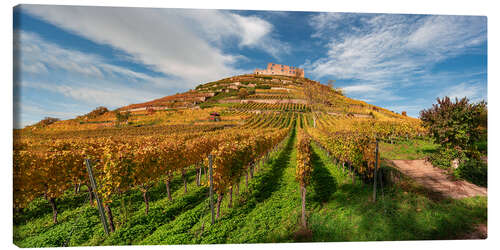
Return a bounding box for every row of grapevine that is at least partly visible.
[295,129,312,228]
[211,128,290,218]
[14,115,296,228]
[233,102,309,112]
[246,94,293,100]
[306,113,423,182]
[241,112,296,129]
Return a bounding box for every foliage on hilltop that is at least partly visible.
[78,106,109,120]
[32,117,60,127]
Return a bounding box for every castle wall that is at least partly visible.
[254,63,305,77]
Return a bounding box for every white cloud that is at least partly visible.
[20,5,287,84]
[407,15,486,60]
[439,82,486,103]
[309,12,365,39]
[15,30,200,97]
[305,13,486,103]
[22,81,161,108]
[341,84,381,93]
[14,31,156,82]
[231,14,290,58]
[14,30,201,127]
[182,9,290,59]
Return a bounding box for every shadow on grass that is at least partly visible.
[15,168,197,226]
[420,148,438,155]
[116,169,197,209]
[309,148,337,203]
[198,129,296,244]
[103,186,208,245]
[14,188,89,225]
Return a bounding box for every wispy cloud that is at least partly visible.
[304,13,486,106]
[20,5,288,84]
[21,80,160,108]
[15,31,159,82]
[14,30,194,127]
[439,81,487,103]
[307,14,485,81]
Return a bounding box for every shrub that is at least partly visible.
[420,96,486,157]
[421,96,487,185]
[35,117,60,127]
[238,88,249,99]
[115,111,131,123]
[428,147,465,170]
[83,106,109,119]
[455,158,487,187]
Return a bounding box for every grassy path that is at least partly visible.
[189,128,300,244]
[225,129,301,243]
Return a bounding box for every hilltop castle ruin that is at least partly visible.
[254,63,305,78]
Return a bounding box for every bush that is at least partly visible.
[35,117,60,127]
[238,88,249,99]
[420,96,486,156]
[455,158,487,187]
[83,106,109,119]
[115,111,131,123]
[428,147,465,170]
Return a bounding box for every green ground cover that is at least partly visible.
[380,138,439,160]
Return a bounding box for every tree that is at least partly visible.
[83,106,109,119]
[238,88,249,99]
[36,117,60,127]
[115,111,131,125]
[419,96,486,158]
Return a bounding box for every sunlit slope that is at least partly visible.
[21,73,418,133]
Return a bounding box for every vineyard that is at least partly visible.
[13,74,487,246]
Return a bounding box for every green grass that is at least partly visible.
[380,138,439,160]
[13,130,486,246]
[307,143,486,241]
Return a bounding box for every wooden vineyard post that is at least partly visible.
[351,164,355,184]
[208,154,215,225]
[85,159,110,235]
[301,185,307,228]
[372,139,379,202]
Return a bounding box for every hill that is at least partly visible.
[22,73,418,133]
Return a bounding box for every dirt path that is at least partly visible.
[391,160,487,199]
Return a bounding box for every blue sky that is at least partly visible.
[13,5,487,128]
